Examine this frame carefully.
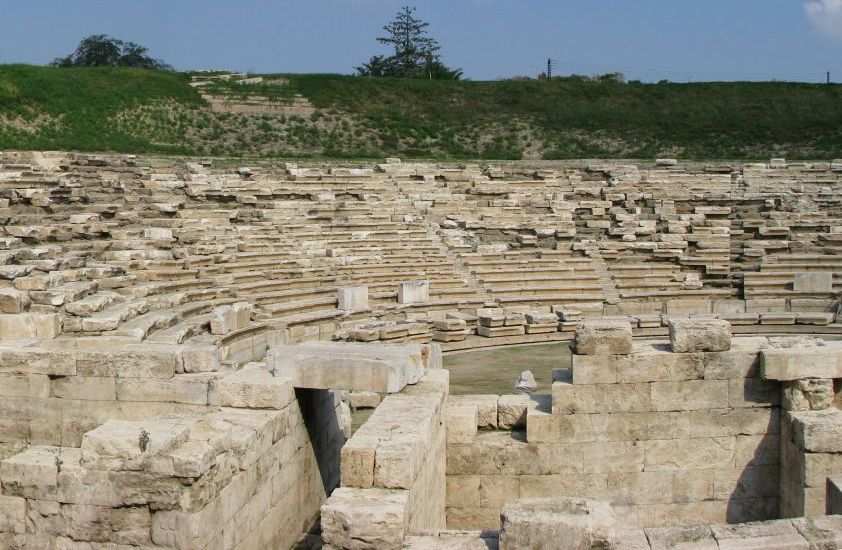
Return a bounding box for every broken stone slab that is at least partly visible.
[645,525,718,550]
[499,498,615,550]
[349,391,381,410]
[217,366,295,410]
[574,321,632,355]
[320,487,409,550]
[338,285,369,311]
[710,519,806,550]
[760,345,842,381]
[668,318,731,353]
[80,418,194,471]
[268,341,428,393]
[791,516,842,548]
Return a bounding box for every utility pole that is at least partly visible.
[828,71,831,85]
[547,58,552,79]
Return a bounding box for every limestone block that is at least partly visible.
[398,280,429,305]
[339,285,369,311]
[0,347,75,376]
[209,301,251,335]
[448,404,478,444]
[793,272,833,293]
[710,519,806,550]
[761,346,842,381]
[0,288,29,314]
[80,418,192,471]
[116,376,210,405]
[0,446,60,500]
[349,391,381,410]
[0,313,61,339]
[574,321,632,355]
[645,525,717,549]
[477,325,524,338]
[114,344,182,378]
[182,344,221,373]
[268,342,426,393]
[828,477,842,515]
[217,367,295,410]
[782,379,834,411]
[650,380,729,412]
[499,498,615,550]
[321,487,409,550]
[553,382,651,414]
[432,318,467,331]
[498,394,548,429]
[643,437,735,471]
[526,312,558,325]
[478,310,506,328]
[789,409,842,453]
[0,496,25,534]
[669,319,731,353]
[450,395,498,429]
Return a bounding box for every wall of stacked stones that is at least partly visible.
[0,341,225,457]
[446,320,791,530]
[0,360,345,548]
[321,369,448,549]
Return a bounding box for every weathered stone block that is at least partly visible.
[80,418,192,471]
[782,379,834,411]
[447,404,478,444]
[499,498,615,550]
[761,347,841,381]
[574,321,632,355]
[217,367,295,410]
[710,519,806,550]
[338,285,369,311]
[793,272,833,293]
[668,319,731,353]
[398,280,429,305]
[268,341,426,393]
[321,488,409,549]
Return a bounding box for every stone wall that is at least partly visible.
[321,369,449,549]
[0,364,345,549]
[446,321,787,530]
[0,340,224,456]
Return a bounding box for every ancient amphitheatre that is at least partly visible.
[0,149,837,548]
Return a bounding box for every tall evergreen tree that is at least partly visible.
[356,6,461,80]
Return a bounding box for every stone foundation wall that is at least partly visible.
[0,366,344,549]
[0,341,224,456]
[446,327,785,530]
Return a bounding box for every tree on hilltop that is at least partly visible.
[51,35,172,71]
[356,6,462,80]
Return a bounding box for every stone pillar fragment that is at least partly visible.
[398,281,429,305]
[573,321,632,355]
[668,318,731,353]
[338,285,369,311]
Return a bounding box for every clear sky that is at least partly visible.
[1,0,841,82]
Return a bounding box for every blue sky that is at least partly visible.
[1,0,841,82]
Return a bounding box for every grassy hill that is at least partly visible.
[2,64,842,160]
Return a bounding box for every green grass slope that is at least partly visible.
[2,64,842,160]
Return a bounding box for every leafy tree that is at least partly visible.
[356,6,461,80]
[51,35,172,71]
